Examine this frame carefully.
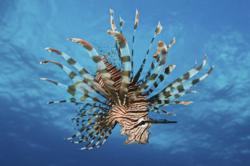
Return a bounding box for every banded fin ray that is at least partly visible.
[137,40,172,94]
[131,9,139,79]
[40,60,81,82]
[144,38,176,82]
[39,77,107,105]
[40,59,107,101]
[45,48,92,79]
[47,98,82,105]
[68,106,115,150]
[144,64,176,96]
[107,30,131,96]
[150,66,214,102]
[119,16,125,33]
[132,21,163,84]
[68,38,114,87]
[149,57,208,100]
[46,47,109,97]
[149,100,193,110]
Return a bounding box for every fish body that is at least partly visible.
[40,9,213,150]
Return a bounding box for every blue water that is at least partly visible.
[1,0,250,165]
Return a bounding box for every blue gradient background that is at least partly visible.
[1,0,250,165]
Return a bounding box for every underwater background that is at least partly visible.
[0,0,250,165]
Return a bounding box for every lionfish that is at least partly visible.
[40,9,213,150]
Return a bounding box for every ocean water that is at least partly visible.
[0,0,250,165]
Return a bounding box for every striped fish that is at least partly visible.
[41,9,213,150]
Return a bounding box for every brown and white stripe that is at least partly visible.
[41,9,213,150]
